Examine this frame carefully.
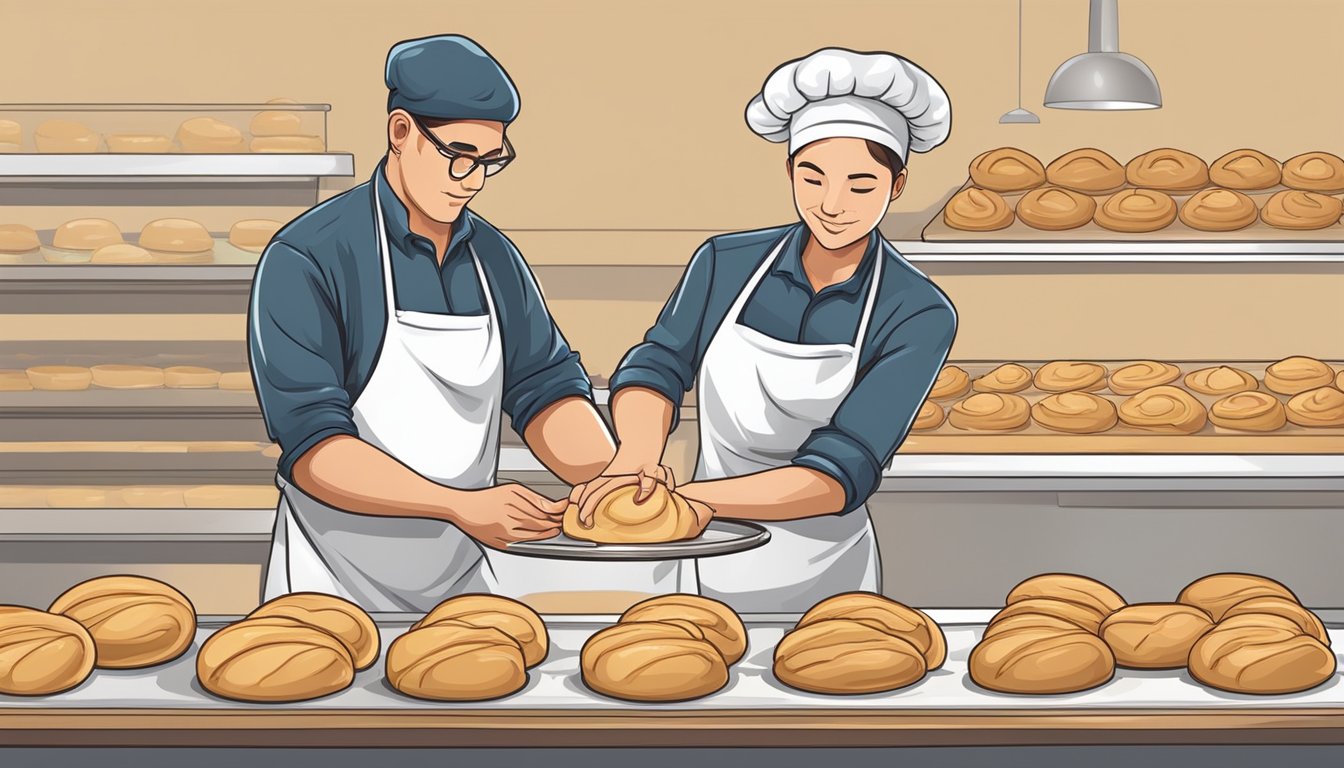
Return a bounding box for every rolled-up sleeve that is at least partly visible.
[248,242,357,483]
[609,240,715,429]
[793,301,958,513]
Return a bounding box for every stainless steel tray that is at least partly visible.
[505,520,770,561]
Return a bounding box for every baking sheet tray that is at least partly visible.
[0,611,1338,711]
[506,520,769,561]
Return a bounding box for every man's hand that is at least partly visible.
[447,483,566,549]
[571,462,675,525]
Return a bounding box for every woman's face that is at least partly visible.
[789,138,907,250]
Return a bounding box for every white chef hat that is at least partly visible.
[745,48,952,163]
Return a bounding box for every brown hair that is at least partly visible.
[864,140,906,177]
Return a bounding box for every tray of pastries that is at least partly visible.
[0,217,283,265]
[0,483,279,509]
[924,147,1344,241]
[903,356,1344,454]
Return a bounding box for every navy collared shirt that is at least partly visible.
[249,160,592,483]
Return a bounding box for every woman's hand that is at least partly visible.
[570,462,676,526]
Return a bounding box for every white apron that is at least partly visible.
[262,184,503,612]
[693,232,884,613]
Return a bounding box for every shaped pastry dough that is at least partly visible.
[1209,391,1286,432]
[1184,365,1257,396]
[1264,356,1334,395]
[1285,386,1344,427]
[948,393,1030,431]
[1117,385,1207,434]
[1094,188,1178,233]
[1282,151,1344,194]
[1208,149,1281,190]
[969,147,1046,192]
[972,363,1033,393]
[1031,392,1118,434]
[1108,361,1181,395]
[1125,148,1209,191]
[943,187,1014,231]
[1034,361,1108,393]
[562,484,707,543]
[1045,148,1126,194]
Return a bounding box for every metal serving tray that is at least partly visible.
[505,520,770,561]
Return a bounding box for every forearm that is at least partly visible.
[677,466,847,521]
[608,386,675,470]
[523,396,616,485]
[291,434,466,522]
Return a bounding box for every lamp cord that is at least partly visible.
[1017,0,1024,108]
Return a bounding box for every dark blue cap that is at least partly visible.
[385,35,520,122]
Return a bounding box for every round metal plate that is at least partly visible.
[504,520,770,561]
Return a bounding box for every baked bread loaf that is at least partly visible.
[1221,596,1329,646]
[930,365,971,399]
[948,393,1031,431]
[49,575,195,669]
[387,621,527,701]
[1177,573,1298,622]
[413,594,547,667]
[972,363,1032,393]
[250,592,380,670]
[774,619,927,695]
[90,365,164,389]
[1117,386,1207,434]
[796,592,946,669]
[91,244,155,264]
[1208,149,1281,190]
[1097,603,1213,669]
[35,119,100,153]
[1261,190,1342,230]
[1015,186,1097,231]
[1282,151,1344,193]
[250,110,304,137]
[969,624,1115,694]
[1210,391,1286,432]
[1125,148,1209,191]
[969,147,1046,192]
[581,620,728,702]
[1108,361,1181,395]
[1006,574,1126,619]
[1184,365,1258,396]
[52,218,123,254]
[912,401,945,431]
[0,371,33,391]
[176,118,245,153]
[981,613,1089,640]
[0,607,97,695]
[107,134,173,153]
[1045,148,1126,194]
[118,487,187,508]
[562,483,707,543]
[27,366,92,391]
[228,219,283,252]
[1034,361,1108,393]
[250,136,325,153]
[1094,189,1178,233]
[198,618,354,702]
[1286,386,1344,427]
[1031,392,1119,434]
[1188,618,1335,695]
[1179,188,1258,231]
[989,597,1106,635]
[0,224,41,258]
[218,372,254,391]
[139,218,213,256]
[164,366,221,388]
[943,187,1014,231]
[621,594,746,665]
[1264,356,1334,395]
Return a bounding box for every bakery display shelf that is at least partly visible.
[0,443,280,475]
[893,239,1344,263]
[0,507,276,541]
[0,154,353,178]
[0,612,1340,748]
[0,388,258,411]
[0,264,257,282]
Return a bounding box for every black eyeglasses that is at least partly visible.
[410,114,515,181]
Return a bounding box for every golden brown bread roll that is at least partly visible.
[228,219,283,252]
[1098,603,1214,669]
[0,606,96,695]
[52,218,123,252]
[1177,573,1298,622]
[413,594,548,668]
[1094,189,1179,233]
[1264,356,1335,395]
[1208,149,1281,190]
[1188,620,1335,695]
[621,594,746,665]
[948,393,1031,431]
[217,372,253,391]
[1034,361,1107,393]
[34,119,100,153]
[1286,386,1344,427]
[930,365,971,399]
[972,363,1032,394]
[0,224,41,255]
[249,592,380,670]
[1125,148,1209,191]
[1209,391,1287,432]
[796,592,946,670]
[49,575,196,669]
[90,365,164,389]
[969,624,1115,694]
[26,366,92,391]
[1045,148,1126,194]
[1015,186,1097,231]
[981,613,1089,640]
[912,401,945,431]
[969,147,1046,192]
[1282,151,1344,193]
[1261,190,1343,230]
[562,483,706,543]
[1184,366,1258,396]
[107,134,173,153]
[581,621,728,702]
[774,619,927,695]
[250,110,305,136]
[198,617,354,702]
[139,218,213,255]
[0,371,33,392]
[117,486,187,508]
[176,118,245,153]
[1031,392,1118,434]
[1179,188,1258,232]
[1108,361,1181,395]
[1006,574,1126,619]
[989,597,1106,635]
[1221,596,1330,646]
[1117,386,1207,434]
[387,621,527,701]
[943,187,1014,231]
[250,136,325,153]
[91,244,155,264]
[164,366,221,389]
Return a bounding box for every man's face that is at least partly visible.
[788,137,906,250]
[389,112,507,223]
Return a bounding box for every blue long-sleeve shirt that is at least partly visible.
[610,224,957,514]
[248,160,592,483]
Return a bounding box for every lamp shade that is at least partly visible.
[1044,51,1162,110]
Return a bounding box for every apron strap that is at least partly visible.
[372,183,399,322]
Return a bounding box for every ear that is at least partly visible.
[388,110,412,156]
[785,155,794,180]
[890,169,909,201]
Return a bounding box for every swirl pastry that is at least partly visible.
[972,363,1033,393]
[1208,149,1281,190]
[1031,392,1118,434]
[1107,361,1181,395]
[969,147,1046,192]
[1264,356,1334,395]
[948,393,1031,431]
[1285,387,1344,427]
[1117,386,1208,434]
[1179,188,1258,231]
[1015,186,1097,231]
[1125,148,1209,192]
[562,484,706,543]
[1184,365,1258,396]
[1209,391,1287,432]
[1282,151,1344,193]
[943,187,1014,231]
[1045,148,1126,194]
[1094,189,1178,233]
[1261,190,1342,230]
[912,401,945,431]
[1034,361,1108,393]
[930,365,971,399]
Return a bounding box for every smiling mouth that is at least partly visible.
[444,191,474,200]
[816,217,857,233]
